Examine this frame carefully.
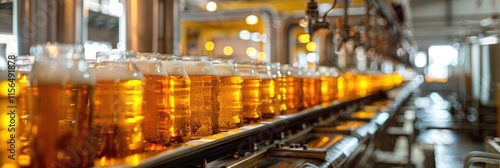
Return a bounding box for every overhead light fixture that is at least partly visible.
[306,42,317,51]
[205,41,215,51]
[414,51,427,68]
[257,52,266,61]
[223,46,233,55]
[246,47,257,58]
[206,1,217,12]
[298,34,310,43]
[245,15,259,25]
[306,53,318,62]
[251,32,261,42]
[239,30,250,40]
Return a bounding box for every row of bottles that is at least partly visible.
[0,43,403,168]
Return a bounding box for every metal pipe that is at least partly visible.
[121,0,181,54]
[343,0,349,36]
[15,0,86,54]
[122,0,156,52]
[160,0,180,54]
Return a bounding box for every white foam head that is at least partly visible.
[93,62,144,81]
[213,60,239,76]
[181,58,218,76]
[136,61,167,76]
[30,58,95,85]
[213,65,238,76]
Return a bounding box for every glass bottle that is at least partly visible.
[28,44,95,167]
[255,62,277,119]
[0,55,25,167]
[135,53,171,145]
[182,56,220,138]
[159,55,191,143]
[281,65,303,113]
[337,69,348,101]
[212,59,243,130]
[271,63,287,115]
[237,62,262,124]
[355,71,369,97]
[16,55,34,167]
[344,69,357,99]
[93,51,144,159]
[318,66,335,103]
[310,67,322,105]
[297,66,314,109]
[328,67,341,101]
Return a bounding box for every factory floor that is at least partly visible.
[366,90,486,168]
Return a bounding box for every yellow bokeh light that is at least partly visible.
[223,46,234,55]
[257,52,267,61]
[298,34,310,43]
[205,41,214,51]
[246,47,257,57]
[245,15,259,25]
[306,42,317,51]
[206,1,217,12]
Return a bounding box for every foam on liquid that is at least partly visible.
[30,58,95,85]
[182,61,218,76]
[136,61,167,76]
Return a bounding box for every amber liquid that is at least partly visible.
[337,76,347,101]
[241,76,262,124]
[383,74,394,90]
[370,74,380,92]
[320,76,331,102]
[167,75,191,143]
[275,76,287,115]
[344,72,356,99]
[0,80,19,167]
[93,80,144,159]
[393,72,403,86]
[218,76,243,130]
[261,78,277,119]
[189,75,220,138]
[285,76,302,113]
[0,74,32,167]
[356,75,369,97]
[17,73,31,167]
[314,78,322,104]
[30,84,93,167]
[302,77,314,108]
[142,75,170,145]
[321,76,338,102]
[17,73,30,135]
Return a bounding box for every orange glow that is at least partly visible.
[337,76,346,100]
[344,72,356,99]
[356,75,369,97]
